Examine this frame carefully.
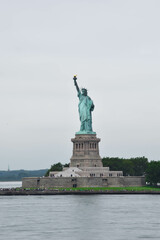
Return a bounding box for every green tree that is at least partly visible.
[102,157,123,171]
[121,159,134,176]
[146,161,160,186]
[63,163,69,167]
[130,157,148,176]
[102,157,133,176]
[102,157,148,176]
[45,162,63,177]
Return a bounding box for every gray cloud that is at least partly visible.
[0,0,160,170]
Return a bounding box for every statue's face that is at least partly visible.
[82,89,87,96]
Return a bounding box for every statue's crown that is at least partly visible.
[81,88,87,92]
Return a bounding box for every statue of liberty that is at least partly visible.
[73,75,96,134]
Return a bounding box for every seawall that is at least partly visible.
[22,176,146,189]
[1,188,160,195]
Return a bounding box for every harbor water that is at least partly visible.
[0,182,160,240]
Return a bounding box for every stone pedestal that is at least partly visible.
[70,134,103,168]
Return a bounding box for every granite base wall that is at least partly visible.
[22,176,146,189]
[70,134,103,168]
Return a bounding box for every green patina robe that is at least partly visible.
[77,92,94,133]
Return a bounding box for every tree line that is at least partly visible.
[102,157,148,176]
[102,157,160,186]
[46,157,160,186]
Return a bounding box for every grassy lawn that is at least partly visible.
[47,186,160,192]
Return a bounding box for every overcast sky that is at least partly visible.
[0,0,160,170]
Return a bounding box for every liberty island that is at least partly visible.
[22,75,145,189]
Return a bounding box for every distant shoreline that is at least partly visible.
[1,189,160,195]
[0,169,47,182]
[0,180,22,182]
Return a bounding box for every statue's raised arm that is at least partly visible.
[73,75,80,94]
